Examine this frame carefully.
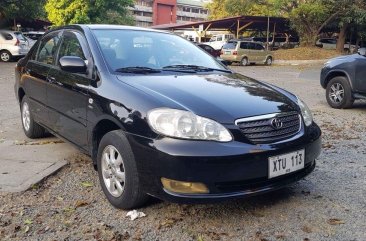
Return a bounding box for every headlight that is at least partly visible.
[297,98,313,126]
[147,108,232,142]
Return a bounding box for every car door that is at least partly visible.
[255,43,266,62]
[23,31,62,125]
[46,30,91,150]
[354,55,366,93]
[247,42,256,62]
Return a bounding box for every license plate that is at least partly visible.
[225,51,231,54]
[268,149,305,179]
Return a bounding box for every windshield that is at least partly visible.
[92,29,226,72]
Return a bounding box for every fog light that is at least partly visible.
[161,178,209,194]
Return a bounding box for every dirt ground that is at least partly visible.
[0,63,365,241]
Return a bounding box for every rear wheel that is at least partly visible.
[326,76,354,109]
[21,96,46,138]
[265,56,273,66]
[0,50,12,62]
[240,57,248,66]
[97,130,149,209]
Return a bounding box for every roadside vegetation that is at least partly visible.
[207,0,366,52]
[274,47,341,60]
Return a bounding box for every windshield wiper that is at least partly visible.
[115,66,161,74]
[162,65,231,73]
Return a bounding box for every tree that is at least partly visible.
[0,0,46,23]
[333,0,366,52]
[45,0,135,26]
[206,0,230,20]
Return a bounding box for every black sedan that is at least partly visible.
[15,25,321,209]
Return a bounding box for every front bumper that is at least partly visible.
[127,123,321,203]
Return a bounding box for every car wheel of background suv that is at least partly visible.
[241,57,248,66]
[21,96,47,138]
[265,56,273,66]
[0,50,12,62]
[97,130,149,210]
[326,76,354,109]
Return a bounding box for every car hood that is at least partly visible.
[117,73,298,124]
[326,54,360,66]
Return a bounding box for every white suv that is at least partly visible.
[0,31,29,62]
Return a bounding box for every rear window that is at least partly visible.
[223,42,237,49]
[14,32,26,41]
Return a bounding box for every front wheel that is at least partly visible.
[326,77,354,109]
[97,130,149,209]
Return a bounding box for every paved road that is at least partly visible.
[0,63,365,241]
[0,62,76,192]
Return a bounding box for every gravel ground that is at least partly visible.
[0,63,365,241]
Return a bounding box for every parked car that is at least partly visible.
[0,30,29,62]
[220,40,273,66]
[15,25,321,209]
[206,33,235,50]
[316,38,357,53]
[197,43,220,58]
[23,32,45,47]
[320,48,366,108]
[23,31,45,41]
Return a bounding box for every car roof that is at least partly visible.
[24,31,45,34]
[0,30,17,34]
[52,24,168,34]
[228,40,263,44]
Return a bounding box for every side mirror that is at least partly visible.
[59,56,87,73]
[217,57,229,66]
[357,48,366,56]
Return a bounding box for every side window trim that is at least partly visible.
[34,30,63,66]
[55,29,94,78]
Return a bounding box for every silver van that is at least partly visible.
[0,31,29,62]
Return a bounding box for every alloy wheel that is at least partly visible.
[329,82,345,103]
[1,52,10,62]
[22,102,31,131]
[101,145,126,197]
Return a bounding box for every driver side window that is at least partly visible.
[36,33,61,65]
[58,32,86,63]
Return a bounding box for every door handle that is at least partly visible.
[47,76,56,83]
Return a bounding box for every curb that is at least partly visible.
[0,159,68,193]
[273,59,328,66]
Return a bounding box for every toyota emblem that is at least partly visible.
[271,118,283,129]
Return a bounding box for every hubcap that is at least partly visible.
[1,52,10,62]
[22,102,31,131]
[329,83,344,103]
[242,58,247,65]
[101,145,125,197]
[267,58,272,65]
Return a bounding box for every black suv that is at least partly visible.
[321,49,366,108]
[15,25,321,209]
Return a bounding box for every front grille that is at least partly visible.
[236,112,301,144]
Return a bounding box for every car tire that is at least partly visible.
[265,56,273,66]
[21,96,47,138]
[326,77,354,109]
[241,57,248,66]
[97,130,149,210]
[0,50,12,62]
